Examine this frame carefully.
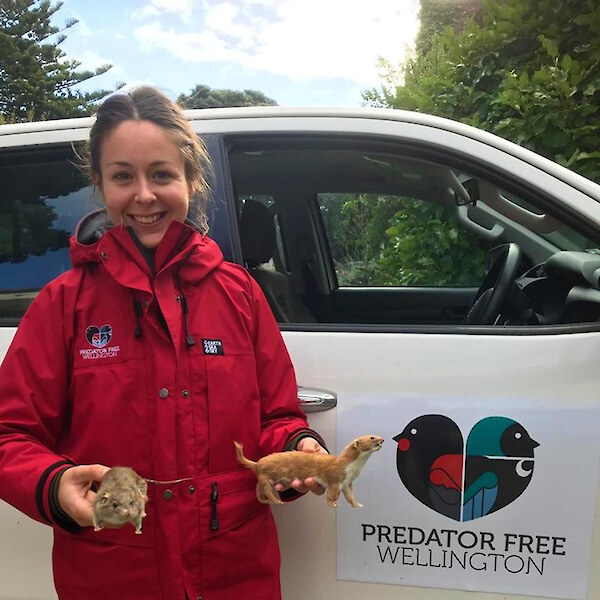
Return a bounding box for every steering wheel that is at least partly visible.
[464,243,522,325]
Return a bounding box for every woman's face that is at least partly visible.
[96,120,192,248]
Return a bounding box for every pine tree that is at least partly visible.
[0,0,113,122]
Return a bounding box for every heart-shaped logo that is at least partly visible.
[393,415,539,521]
[85,324,112,349]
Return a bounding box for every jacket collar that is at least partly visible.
[70,210,223,293]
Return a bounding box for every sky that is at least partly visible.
[56,0,421,107]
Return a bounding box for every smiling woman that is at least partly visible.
[0,86,328,600]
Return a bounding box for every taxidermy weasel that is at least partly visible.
[92,467,148,534]
[234,435,384,508]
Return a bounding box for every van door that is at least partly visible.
[224,123,600,600]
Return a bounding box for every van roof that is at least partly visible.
[0,105,469,135]
[1,106,599,202]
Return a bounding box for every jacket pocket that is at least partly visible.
[53,526,162,598]
[197,469,266,539]
[204,354,261,473]
[197,470,281,600]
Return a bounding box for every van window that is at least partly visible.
[229,138,599,327]
[318,192,489,288]
[0,147,97,320]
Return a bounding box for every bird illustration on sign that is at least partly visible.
[393,415,539,521]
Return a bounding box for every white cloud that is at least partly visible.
[132,5,161,20]
[71,17,93,37]
[134,22,233,59]
[205,2,251,42]
[132,0,420,86]
[76,50,115,71]
[132,0,195,22]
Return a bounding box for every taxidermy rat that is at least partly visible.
[92,467,148,534]
[234,434,384,508]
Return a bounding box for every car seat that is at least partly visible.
[239,199,316,323]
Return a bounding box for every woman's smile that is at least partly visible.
[128,211,167,226]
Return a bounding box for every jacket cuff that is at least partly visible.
[284,428,328,453]
[46,465,83,532]
[35,460,74,525]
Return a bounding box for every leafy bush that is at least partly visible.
[320,193,488,288]
[365,0,600,183]
[377,202,487,287]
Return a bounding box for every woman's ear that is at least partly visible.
[91,172,101,188]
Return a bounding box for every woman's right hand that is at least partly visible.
[57,464,110,527]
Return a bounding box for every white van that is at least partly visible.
[1,107,599,600]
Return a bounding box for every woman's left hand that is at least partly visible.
[274,437,327,495]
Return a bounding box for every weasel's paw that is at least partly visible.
[327,501,338,508]
[351,502,363,508]
[135,530,142,535]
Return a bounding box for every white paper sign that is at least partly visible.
[336,394,600,599]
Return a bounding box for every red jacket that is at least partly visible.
[0,212,320,600]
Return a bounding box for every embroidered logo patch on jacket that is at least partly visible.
[86,324,112,348]
[80,324,120,360]
[202,339,224,355]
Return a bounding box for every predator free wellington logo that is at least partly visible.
[85,324,112,348]
[393,415,539,522]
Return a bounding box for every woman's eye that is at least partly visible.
[112,171,131,182]
[154,170,174,182]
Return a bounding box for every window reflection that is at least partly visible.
[0,152,98,318]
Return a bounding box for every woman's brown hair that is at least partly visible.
[81,86,212,233]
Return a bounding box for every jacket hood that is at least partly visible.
[69,209,223,287]
[74,209,114,246]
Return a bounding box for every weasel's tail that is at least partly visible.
[233,441,258,471]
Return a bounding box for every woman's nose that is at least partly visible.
[134,177,156,202]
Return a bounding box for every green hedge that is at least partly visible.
[365,0,600,183]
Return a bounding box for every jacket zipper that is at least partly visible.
[211,482,219,531]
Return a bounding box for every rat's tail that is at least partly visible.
[233,441,258,471]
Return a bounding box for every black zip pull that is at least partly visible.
[177,289,196,347]
[182,294,196,346]
[132,298,143,338]
[211,482,219,531]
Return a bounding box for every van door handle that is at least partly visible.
[297,387,337,412]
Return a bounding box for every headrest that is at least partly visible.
[239,199,276,267]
